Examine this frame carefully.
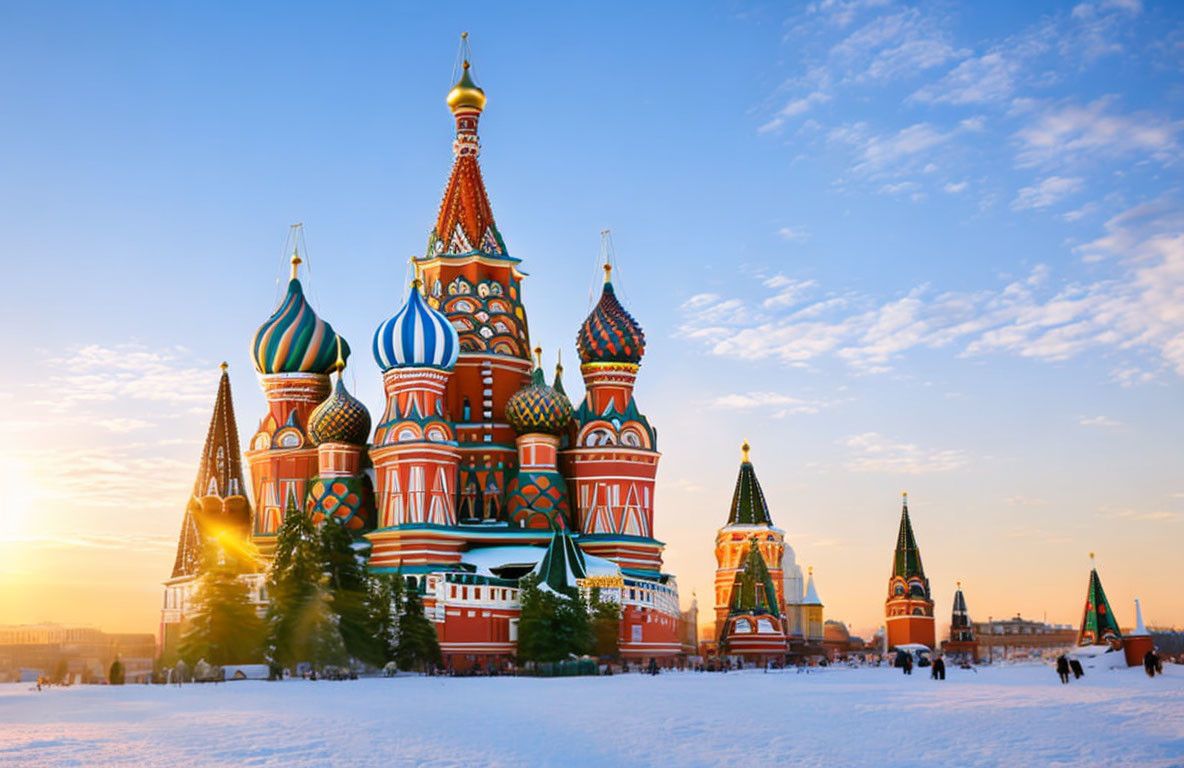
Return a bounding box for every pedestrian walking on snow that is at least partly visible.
[1069,659,1084,679]
[931,657,945,680]
[1056,655,1071,684]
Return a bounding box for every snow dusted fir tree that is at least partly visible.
[179,537,262,666]
[320,516,383,666]
[265,492,346,674]
[368,572,404,665]
[395,584,441,672]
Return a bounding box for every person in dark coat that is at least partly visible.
[1144,650,1159,677]
[1069,658,1084,679]
[902,653,913,675]
[1056,655,1071,683]
[930,656,946,680]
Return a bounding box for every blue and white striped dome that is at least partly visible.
[373,284,460,371]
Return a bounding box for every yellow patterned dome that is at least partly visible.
[447,61,486,112]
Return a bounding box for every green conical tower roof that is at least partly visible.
[727,442,773,526]
[534,525,588,593]
[728,538,780,618]
[1077,556,1122,646]
[893,492,925,579]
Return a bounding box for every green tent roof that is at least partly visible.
[1077,564,1122,646]
[534,526,587,593]
[892,494,926,579]
[728,538,780,618]
[727,454,773,526]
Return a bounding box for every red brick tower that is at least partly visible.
[885,492,936,649]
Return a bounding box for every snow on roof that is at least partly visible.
[461,545,620,579]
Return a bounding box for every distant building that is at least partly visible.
[974,616,1076,661]
[0,624,155,683]
[679,595,700,657]
[885,493,936,650]
[943,582,979,661]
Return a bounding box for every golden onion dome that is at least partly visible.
[447,61,486,112]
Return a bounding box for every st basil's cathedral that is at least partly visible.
[161,48,682,669]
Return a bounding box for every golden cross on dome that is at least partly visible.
[533,346,542,369]
[741,440,750,462]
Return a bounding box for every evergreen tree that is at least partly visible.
[516,576,594,663]
[265,492,343,672]
[320,517,381,666]
[590,592,622,659]
[368,573,404,665]
[179,538,263,665]
[395,582,442,672]
[108,658,124,685]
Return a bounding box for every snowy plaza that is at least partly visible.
[2,664,1182,768]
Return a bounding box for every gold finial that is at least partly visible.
[533,346,542,369]
[220,361,228,373]
[957,580,961,589]
[290,246,302,281]
[808,566,814,576]
[741,440,750,462]
[447,34,486,112]
[334,337,345,376]
[411,260,424,290]
[603,262,613,283]
[1090,551,1095,561]
[903,491,908,504]
[555,348,563,373]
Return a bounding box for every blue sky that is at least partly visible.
[0,0,1181,635]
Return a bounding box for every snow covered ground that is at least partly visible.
[1,663,1182,767]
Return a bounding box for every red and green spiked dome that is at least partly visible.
[506,350,574,435]
[252,276,350,375]
[308,372,372,446]
[576,264,645,365]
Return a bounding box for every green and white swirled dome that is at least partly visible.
[252,277,350,375]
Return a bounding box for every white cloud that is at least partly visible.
[1079,415,1122,427]
[1011,176,1085,210]
[762,276,817,310]
[1014,97,1181,169]
[93,417,155,433]
[777,226,811,242]
[678,197,1184,379]
[943,181,969,194]
[842,432,968,474]
[708,391,831,417]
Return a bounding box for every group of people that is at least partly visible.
[1054,654,1085,683]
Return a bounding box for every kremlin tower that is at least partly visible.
[160,364,255,656]
[711,442,822,659]
[885,492,936,649]
[162,39,684,670]
[245,240,351,555]
[563,260,664,571]
[944,582,979,661]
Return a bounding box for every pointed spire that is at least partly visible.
[726,444,772,526]
[1134,598,1147,635]
[952,583,970,628]
[893,492,924,579]
[1077,556,1122,646]
[552,349,566,395]
[534,525,587,593]
[803,566,822,605]
[429,35,502,258]
[194,364,246,499]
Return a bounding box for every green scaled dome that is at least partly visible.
[506,366,573,436]
[308,376,372,446]
[252,278,350,375]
